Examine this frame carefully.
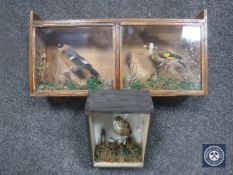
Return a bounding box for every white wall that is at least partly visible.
[92,113,145,145]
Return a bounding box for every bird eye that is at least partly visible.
[58,43,63,48]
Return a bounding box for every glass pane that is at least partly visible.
[35,26,114,91]
[121,25,202,91]
[92,114,145,163]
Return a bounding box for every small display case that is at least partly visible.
[85,90,153,167]
[29,12,116,96]
[29,9,207,96]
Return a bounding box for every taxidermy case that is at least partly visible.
[30,19,115,96]
[29,9,207,96]
[85,90,153,167]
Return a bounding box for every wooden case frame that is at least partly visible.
[29,9,208,96]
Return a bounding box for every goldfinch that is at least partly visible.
[153,49,186,68]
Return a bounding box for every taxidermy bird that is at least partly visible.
[147,42,186,68]
[158,52,186,68]
[113,116,132,144]
[58,43,100,79]
[146,42,187,80]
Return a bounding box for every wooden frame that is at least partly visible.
[29,9,208,96]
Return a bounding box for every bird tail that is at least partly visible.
[178,60,186,68]
[71,58,100,79]
[170,53,183,60]
[84,64,100,79]
[72,67,86,79]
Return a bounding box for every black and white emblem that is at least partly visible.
[203,144,226,167]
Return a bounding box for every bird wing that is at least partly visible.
[71,67,86,79]
[62,47,100,78]
[123,121,132,136]
[177,60,186,68]
[155,49,186,68]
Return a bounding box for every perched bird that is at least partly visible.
[158,52,186,68]
[113,116,132,144]
[144,42,157,54]
[146,42,187,80]
[147,43,186,67]
[58,43,100,79]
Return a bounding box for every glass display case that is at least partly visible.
[35,27,114,92]
[85,90,153,167]
[121,25,202,92]
[29,9,207,96]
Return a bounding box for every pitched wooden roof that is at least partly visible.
[85,90,153,114]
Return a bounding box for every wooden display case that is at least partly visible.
[29,9,207,96]
[85,90,153,167]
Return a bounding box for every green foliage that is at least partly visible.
[146,79,158,88]
[177,81,193,90]
[95,141,142,162]
[37,77,106,91]
[46,82,64,90]
[125,77,201,90]
[178,81,201,90]
[158,77,179,90]
[86,77,102,90]
[129,80,146,90]
[64,82,77,90]
[37,82,78,90]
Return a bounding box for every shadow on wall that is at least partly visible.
[47,97,87,111]
[46,96,189,110]
[152,96,188,107]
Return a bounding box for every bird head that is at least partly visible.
[57,43,77,68]
[144,42,157,55]
[57,43,70,52]
[114,116,123,122]
[58,43,64,48]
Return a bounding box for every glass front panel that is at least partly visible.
[35,26,114,91]
[92,114,146,163]
[121,25,202,91]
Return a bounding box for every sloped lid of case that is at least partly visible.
[85,90,154,114]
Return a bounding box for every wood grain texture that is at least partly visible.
[115,24,121,89]
[32,18,205,27]
[85,90,153,113]
[195,9,208,95]
[203,9,208,95]
[30,90,88,96]
[29,11,41,95]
